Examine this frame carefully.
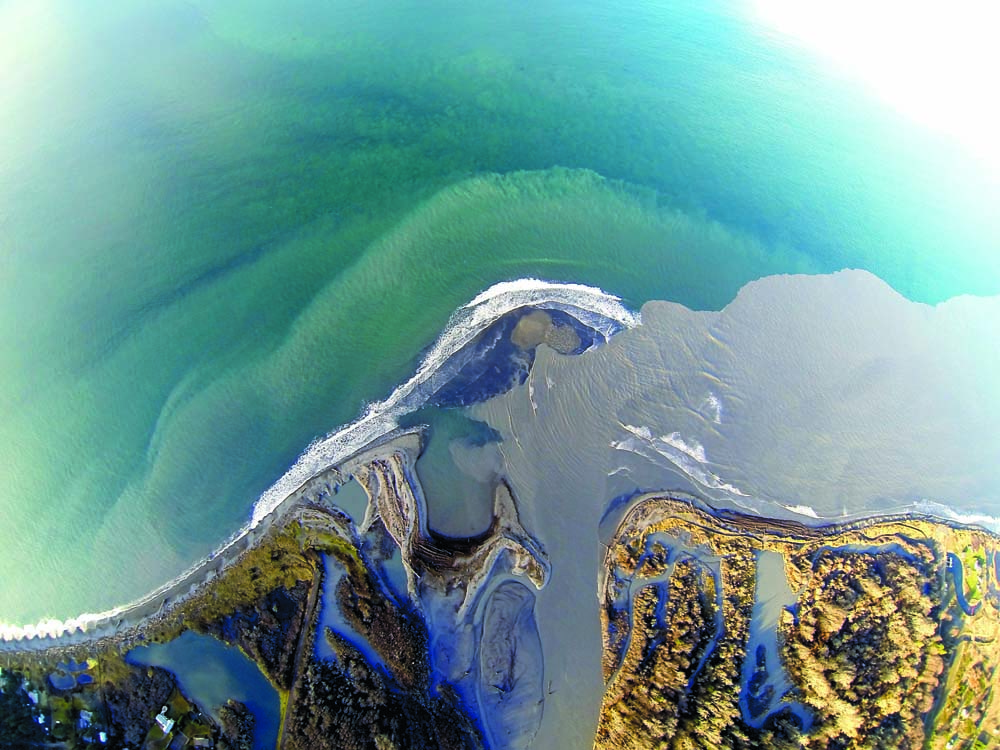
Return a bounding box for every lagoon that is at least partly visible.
[126,631,280,750]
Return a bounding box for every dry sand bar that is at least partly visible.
[0,427,422,654]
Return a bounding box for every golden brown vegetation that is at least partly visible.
[594,495,1000,750]
[782,550,943,748]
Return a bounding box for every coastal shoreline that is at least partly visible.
[0,426,417,655]
[3,276,996,654]
[0,277,636,649]
[4,464,994,658]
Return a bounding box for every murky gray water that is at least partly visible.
[465,270,1000,746]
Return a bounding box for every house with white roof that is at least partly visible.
[155,705,175,734]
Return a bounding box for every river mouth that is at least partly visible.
[2,269,999,750]
[4,431,1000,750]
[0,279,636,644]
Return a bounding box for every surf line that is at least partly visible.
[0,279,639,647]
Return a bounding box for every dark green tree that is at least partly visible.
[0,670,46,748]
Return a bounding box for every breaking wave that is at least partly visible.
[0,279,637,644]
[249,278,638,527]
[611,423,748,498]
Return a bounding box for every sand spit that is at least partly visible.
[0,278,634,648]
[0,426,423,654]
[352,436,549,618]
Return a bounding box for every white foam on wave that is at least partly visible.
[1,279,637,643]
[465,279,640,326]
[702,392,723,424]
[250,278,637,527]
[783,504,821,519]
[781,500,1000,531]
[660,431,708,464]
[912,500,1000,534]
[0,519,254,643]
[611,423,748,498]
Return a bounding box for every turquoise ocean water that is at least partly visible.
[1,0,998,626]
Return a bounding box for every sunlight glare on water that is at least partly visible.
[752,0,1000,170]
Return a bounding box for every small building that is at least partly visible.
[168,731,189,750]
[79,709,93,729]
[155,706,175,734]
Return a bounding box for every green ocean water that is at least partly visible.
[1,0,998,626]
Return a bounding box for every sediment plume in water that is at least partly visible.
[469,269,1000,746]
[0,279,633,642]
